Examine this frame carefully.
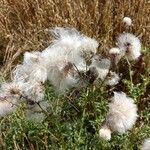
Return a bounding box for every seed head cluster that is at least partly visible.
[0,17,142,140]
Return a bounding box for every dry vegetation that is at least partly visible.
[0,0,150,75]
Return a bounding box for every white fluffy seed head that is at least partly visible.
[109,47,120,55]
[41,27,98,86]
[105,72,120,86]
[43,27,98,72]
[90,57,111,80]
[142,138,150,150]
[0,82,22,117]
[21,81,45,103]
[0,97,18,117]
[122,17,132,26]
[23,51,41,65]
[47,60,80,94]
[0,81,45,117]
[12,65,29,83]
[58,73,79,94]
[0,82,24,107]
[109,47,123,65]
[12,51,47,83]
[117,33,141,60]
[0,82,22,96]
[29,65,47,83]
[106,92,138,133]
[24,51,47,83]
[99,125,112,141]
[50,27,98,56]
[17,65,47,83]
[80,36,99,57]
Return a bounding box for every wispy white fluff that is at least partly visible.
[47,61,79,93]
[105,72,120,86]
[90,56,111,80]
[23,51,47,83]
[42,27,98,72]
[12,51,47,83]
[99,125,111,141]
[107,92,138,133]
[0,82,22,116]
[1,81,44,103]
[0,80,45,117]
[109,47,120,55]
[122,17,132,26]
[23,51,41,65]
[58,73,79,93]
[50,27,98,57]
[40,27,99,93]
[142,138,150,150]
[79,36,99,58]
[11,27,98,95]
[12,65,28,83]
[109,47,123,65]
[99,92,138,140]
[0,82,22,96]
[21,81,45,102]
[117,33,141,60]
[0,98,18,117]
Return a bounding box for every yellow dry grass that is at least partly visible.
[0,0,150,75]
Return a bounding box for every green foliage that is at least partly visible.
[0,68,150,150]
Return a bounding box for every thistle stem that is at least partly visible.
[126,57,133,88]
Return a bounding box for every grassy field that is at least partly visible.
[0,0,150,149]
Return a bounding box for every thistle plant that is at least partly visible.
[0,16,149,149]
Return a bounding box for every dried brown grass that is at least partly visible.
[0,0,149,75]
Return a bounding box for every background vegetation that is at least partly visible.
[0,0,149,149]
